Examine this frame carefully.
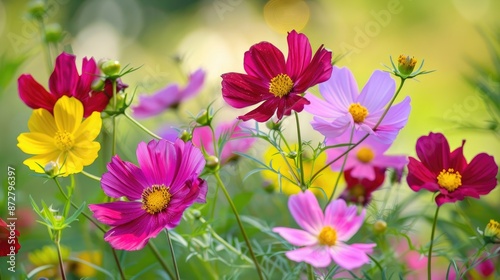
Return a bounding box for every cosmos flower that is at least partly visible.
[0,218,20,256]
[18,52,122,117]
[17,96,102,176]
[407,132,498,206]
[305,66,411,144]
[325,129,407,180]
[273,190,375,269]
[221,30,332,122]
[132,68,205,118]
[340,167,386,206]
[89,139,208,250]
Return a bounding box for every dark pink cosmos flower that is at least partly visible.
[221,30,332,122]
[132,69,205,118]
[89,139,207,251]
[407,132,498,206]
[18,52,125,117]
[340,167,386,206]
[1,218,20,256]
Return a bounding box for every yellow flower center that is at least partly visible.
[54,130,74,151]
[141,185,172,214]
[318,226,337,246]
[398,54,417,68]
[485,219,500,238]
[356,147,375,163]
[348,103,369,123]
[436,168,462,192]
[269,73,294,98]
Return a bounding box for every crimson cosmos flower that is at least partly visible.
[221,30,332,122]
[1,218,20,256]
[340,167,386,206]
[18,52,127,117]
[407,132,498,206]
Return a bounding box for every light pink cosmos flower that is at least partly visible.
[132,69,205,118]
[326,129,408,180]
[305,66,411,144]
[89,139,207,251]
[273,190,376,269]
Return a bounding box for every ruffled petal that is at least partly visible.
[330,242,375,270]
[49,52,78,97]
[101,155,148,200]
[415,132,450,174]
[357,70,395,113]
[285,30,312,80]
[273,227,317,247]
[285,246,332,268]
[449,140,467,172]
[324,199,364,241]
[288,190,324,235]
[18,74,57,111]
[244,41,286,80]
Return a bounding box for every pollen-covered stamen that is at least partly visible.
[348,103,369,123]
[356,147,375,163]
[436,168,462,192]
[54,130,74,151]
[318,226,337,246]
[398,54,417,68]
[269,73,294,98]
[141,184,172,214]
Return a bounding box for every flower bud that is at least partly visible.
[483,219,500,244]
[373,220,387,234]
[190,209,201,219]
[266,119,281,130]
[44,23,63,43]
[397,55,417,76]
[28,0,46,20]
[44,161,59,177]
[205,155,220,170]
[195,109,211,127]
[100,60,121,77]
[91,78,105,91]
[179,130,192,142]
[287,151,297,159]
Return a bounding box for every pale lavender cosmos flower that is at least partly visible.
[132,69,205,118]
[326,129,408,180]
[273,190,375,269]
[89,139,207,251]
[305,66,411,144]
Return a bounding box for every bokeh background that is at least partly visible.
[0,0,499,278]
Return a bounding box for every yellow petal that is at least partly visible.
[74,111,102,142]
[71,142,100,166]
[23,150,62,174]
[53,96,83,134]
[17,132,57,155]
[27,108,57,135]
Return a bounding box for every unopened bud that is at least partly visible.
[195,109,211,126]
[205,155,220,170]
[91,78,105,91]
[28,0,46,20]
[44,23,63,43]
[44,161,59,177]
[397,55,417,76]
[266,119,281,130]
[100,60,121,77]
[373,220,387,234]
[179,130,192,142]
[287,151,297,159]
[191,209,201,219]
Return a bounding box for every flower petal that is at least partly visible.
[18,74,57,111]
[17,132,56,155]
[357,70,395,113]
[276,94,310,119]
[244,41,286,80]
[317,66,358,112]
[324,199,365,241]
[181,68,205,98]
[449,140,467,172]
[311,114,351,139]
[330,242,375,270]
[89,201,144,227]
[415,132,450,174]
[74,111,102,142]
[288,190,324,235]
[49,52,78,97]
[460,153,498,196]
[285,30,312,80]
[273,227,317,247]
[285,246,332,268]
[75,57,99,98]
[293,44,332,93]
[27,108,58,135]
[101,155,148,200]
[304,92,345,118]
[238,98,281,122]
[221,73,272,109]
[22,150,61,174]
[406,157,440,192]
[53,96,83,134]
[133,84,181,118]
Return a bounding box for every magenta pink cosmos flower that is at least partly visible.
[273,190,375,269]
[221,30,332,122]
[407,132,498,206]
[341,167,386,206]
[192,120,255,164]
[18,52,120,118]
[305,66,411,144]
[326,129,407,180]
[132,69,205,118]
[88,139,207,250]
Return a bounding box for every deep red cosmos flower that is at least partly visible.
[0,218,20,256]
[407,132,498,206]
[221,30,332,122]
[18,52,127,117]
[340,167,386,206]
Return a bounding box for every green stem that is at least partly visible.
[165,230,180,280]
[55,236,67,280]
[112,79,118,156]
[81,170,102,182]
[294,112,306,190]
[428,206,441,280]
[110,248,127,280]
[148,242,175,279]
[123,112,162,139]
[38,20,53,73]
[214,172,264,280]
[307,264,314,280]
[326,127,355,205]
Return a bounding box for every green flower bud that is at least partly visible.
[100,60,121,77]
[28,0,46,20]
[44,23,63,43]
[205,155,220,170]
[266,119,281,130]
[397,55,417,76]
[44,161,59,177]
[91,78,105,91]
[287,151,297,159]
[373,220,387,234]
[195,109,211,126]
[190,209,201,219]
[484,219,500,244]
[179,130,192,142]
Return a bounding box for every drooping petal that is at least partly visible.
[276,94,310,119]
[89,201,145,227]
[18,74,57,111]
[415,132,450,174]
[273,227,317,247]
[238,98,281,122]
[286,30,312,80]
[357,70,395,113]
[101,155,148,200]
[288,190,324,235]
[49,52,78,97]
[53,96,83,134]
[243,41,286,81]
[329,242,375,270]
[221,72,272,108]
[285,246,332,268]
[324,199,365,241]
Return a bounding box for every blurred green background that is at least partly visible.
[0,0,499,278]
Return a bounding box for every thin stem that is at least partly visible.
[326,127,355,205]
[81,170,102,182]
[55,237,67,280]
[214,172,265,280]
[123,112,162,139]
[148,242,175,279]
[110,248,127,280]
[294,112,306,190]
[428,206,441,280]
[165,230,180,280]
[38,20,53,73]
[112,79,118,156]
[307,264,314,280]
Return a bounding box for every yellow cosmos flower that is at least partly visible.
[68,251,102,278]
[28,245,71,279]
[262,144,344,199]
[17,96,102,176]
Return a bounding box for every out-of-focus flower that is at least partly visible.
[305,66,411,144]
[18,52,121,117]
[132,69,205,118]
[273,190,375,269]
[262,144,343,199]
[325,129,407,180]
[17,96,102,176]
[468,256,496,280]
[89,139,207,250]
[407,132,498,206]
[340,167,386,206]
[191,120,255,164]
[221,30,332,122]
[0,218,20,256]
[483,219,500,244]
[68,251,102,278]
[28,245,70,279]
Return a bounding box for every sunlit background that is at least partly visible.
[0,0,499,278]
